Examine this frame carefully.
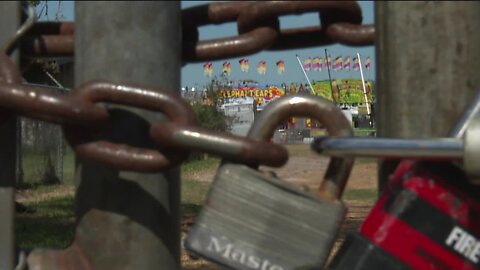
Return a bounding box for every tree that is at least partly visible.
[186,73,235,161]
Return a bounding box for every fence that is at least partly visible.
[17,84,69,188]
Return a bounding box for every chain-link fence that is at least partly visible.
[16,84,69,188]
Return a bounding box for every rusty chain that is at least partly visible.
[22,1,374,62]
[0,1,373,172]
[0,53,288,171]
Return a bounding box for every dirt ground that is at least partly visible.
[181,155,378,269]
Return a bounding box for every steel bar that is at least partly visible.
[313,137,463,160]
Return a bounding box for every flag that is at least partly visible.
[239,58,249,72]
[312,57,321,72]
[303,57,312,72]
[276,60,285,74]
[318,57,323,72]
[353,57,360,71]
[365,57,371,70]
[222,61,231,75]
[203,62,213,77]
[257,60,266,75]
[343,56,351,71]
[333,56,343,72]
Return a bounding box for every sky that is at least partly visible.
[35,1,375,90]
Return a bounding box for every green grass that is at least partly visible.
[15,147,378,249]
[181,157,220,175]
[181,157,220,215]
[343,188,378,202]
[18,144,76,189]
[311,128,376,137]
[181,179,210,215]
[16,195,75,249]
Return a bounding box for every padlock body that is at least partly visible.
[185,163,346,270]
[331,161,480,270]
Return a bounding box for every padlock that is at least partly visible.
[328,160,480,270]
[185,94,354,270]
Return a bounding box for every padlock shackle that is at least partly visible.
[247,94,354,200]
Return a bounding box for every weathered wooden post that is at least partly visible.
[376,2,480,192]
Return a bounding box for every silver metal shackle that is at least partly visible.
[247,94,354,200]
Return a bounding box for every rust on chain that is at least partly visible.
[64,81,197,172]
[20,1,375,60]
[237,1,362,34]
[150,122,289,167]
[186,1,374,62]
[182,1,280,62]
[0,82,108,126]
[183,28,278,63]
[22,35,74,57]
[269,24,375,50]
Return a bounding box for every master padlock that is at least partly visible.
[185,94,355,270]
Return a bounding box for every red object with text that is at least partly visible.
[330,160,480,270]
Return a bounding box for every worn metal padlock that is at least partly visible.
[185,94,354,270]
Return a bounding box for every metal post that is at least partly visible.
[376,2,480,193]
[324,49,336,105]
[27,2,182,269]
[296,55,315,95]
[0,2,20,270]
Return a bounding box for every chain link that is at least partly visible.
[0,53,288,171]
[21,1,375,61]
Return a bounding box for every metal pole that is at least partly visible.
[296,54,315,95]
[27,2,182,268]
[376,2,480,193]
[0,2,20,269]
[356,53,371,116]
[324,49,337,105]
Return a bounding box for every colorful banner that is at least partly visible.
[312,79,374,104]
[312,57,321,72]
[365,57,371,70]
[353,57,360,71]
[203,62,213,77]
[218,84,285,111]
[222,61,231,75]
[239,58,249,73]
[276,60,285,74]
[211,79,374,114]
[343,56,351,71]
[303,57,312,72]
[333,56,343,72]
